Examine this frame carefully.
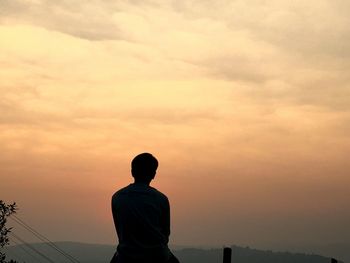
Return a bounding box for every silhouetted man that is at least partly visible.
[111,153,179,263]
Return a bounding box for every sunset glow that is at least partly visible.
[1,0,349,258]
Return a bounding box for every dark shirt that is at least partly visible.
[112,183,171,262]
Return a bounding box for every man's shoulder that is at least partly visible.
[112,184,132,200]
[112,184,168,201]
[149,186,169,201]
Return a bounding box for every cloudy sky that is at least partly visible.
[1,0,349,259]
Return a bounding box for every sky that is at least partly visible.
[1,0,350,258]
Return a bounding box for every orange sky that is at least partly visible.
[1,0,350,257]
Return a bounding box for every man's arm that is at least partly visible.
[162,197,171,242]
[111,194,121,240]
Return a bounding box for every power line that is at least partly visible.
[10,238,45,263]
[10,232,57,263]
[10,215,81,263]
[9,215,81,263]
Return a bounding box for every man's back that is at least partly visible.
[112,183,171,262]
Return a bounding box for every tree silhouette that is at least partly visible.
[0,200,18,263]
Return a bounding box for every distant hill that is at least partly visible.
[175,246,339,263]
[3,242,341,263]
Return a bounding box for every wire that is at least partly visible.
[10,232,57,263]
[10,215,81,263]
[10,215,80,263]
[10,238,45,263]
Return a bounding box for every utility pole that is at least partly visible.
[223,247,232,263]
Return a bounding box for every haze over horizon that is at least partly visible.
[1,0,349,256]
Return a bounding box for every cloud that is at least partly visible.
[0,0,124,40]
[1,0,349,115]
[168,0,350,57]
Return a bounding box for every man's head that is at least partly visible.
[131,153,158,183]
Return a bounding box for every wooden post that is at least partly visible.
[331,258,338,263]
[223,247,232,263]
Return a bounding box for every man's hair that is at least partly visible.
[131,153,159,180]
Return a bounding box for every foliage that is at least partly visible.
[0,201,17,263]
